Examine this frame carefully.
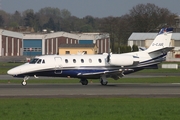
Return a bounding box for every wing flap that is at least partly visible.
[77,69,134,79]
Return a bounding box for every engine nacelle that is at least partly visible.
[109,55,138,66]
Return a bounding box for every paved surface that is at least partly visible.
[0,83,180,98]
[1,74,180,98]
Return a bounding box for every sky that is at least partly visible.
[1,0,180,18]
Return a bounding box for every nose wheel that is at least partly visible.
[21,76,29,86]
[21,81,27,86]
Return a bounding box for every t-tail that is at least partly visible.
[134,28,174,70]
[147,28,174,54]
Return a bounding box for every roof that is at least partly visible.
[128,33,180,41]
[59,44,96,48]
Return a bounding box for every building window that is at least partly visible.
[65,51,70,54]
[174,41,180,47]
[23,47,42,52]
[83,51,87,54]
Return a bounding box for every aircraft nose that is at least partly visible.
[7,68,19,75]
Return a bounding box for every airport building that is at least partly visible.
[59,44,97,55]
[0,29,110,57]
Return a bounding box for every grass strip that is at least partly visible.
[0,98,180,120]
[1,76,180,84]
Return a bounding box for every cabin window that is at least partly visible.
[89,59,92,63]
[98,59,102,63]
[81,59,84,63]
[73,59,76,63]
[37,59,42,64]
[42,60,45,63]
[29,58,39,64]
[65,59,68,63]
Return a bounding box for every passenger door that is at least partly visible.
[54,57,62,74]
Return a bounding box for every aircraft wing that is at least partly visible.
[77,69,134,80]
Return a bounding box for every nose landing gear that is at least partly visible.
[21,76,29,86]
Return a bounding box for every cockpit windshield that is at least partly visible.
[29,58,39,64]
[29,58,45,64]
[37,59,42,64]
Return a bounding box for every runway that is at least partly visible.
[0,83,180,98]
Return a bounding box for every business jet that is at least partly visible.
[7,28,174,86]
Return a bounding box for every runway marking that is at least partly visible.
[171,83,180,84]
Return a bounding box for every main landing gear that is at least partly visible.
[100,75,108,85]
[80,78,88,85]
[80,75,108,86]
[21,76,29,86]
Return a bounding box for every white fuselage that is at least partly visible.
[7,50,161,79]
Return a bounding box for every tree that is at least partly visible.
[43,17,56,31]
[60,9,71,19]
[0,10,11,27]
[0,15,4,27]
[99,16,118,52]
[13,11,22,25]
[24,11,40,32]
[128,3,176,32]
[8,11,23,28]
[80,24,93,32]
[37,7,61,27]
[132,44,139,52]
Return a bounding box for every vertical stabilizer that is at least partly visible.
[147,28,173,53]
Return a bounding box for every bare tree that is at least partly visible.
[0,15,4,27]
[37,7,61,27]
[128,3,176,32]
[0,10,11,27]
[99,16,118,52]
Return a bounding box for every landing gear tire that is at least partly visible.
[100,76,108,86]
[100,80,108,85]
[22,76,29,86]
[21,81,27,86]
[80,79,88,85]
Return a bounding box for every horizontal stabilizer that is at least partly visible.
[148,47,174,54]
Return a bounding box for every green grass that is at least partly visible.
[0,62,23,74]
[1,76,180,84]
[0,98,180,120]
[136,68,180,73]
